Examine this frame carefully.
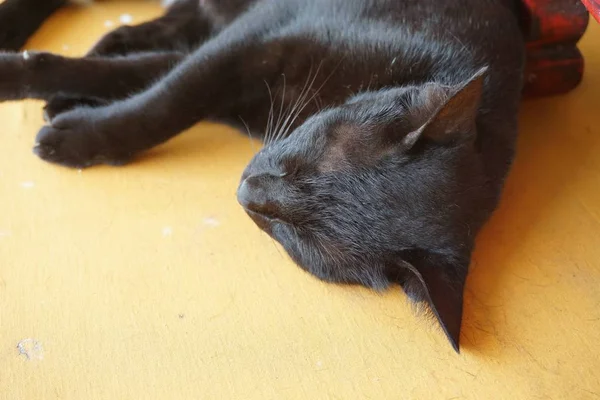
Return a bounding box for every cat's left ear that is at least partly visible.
[403,67,488,148]
[394,251,469,353]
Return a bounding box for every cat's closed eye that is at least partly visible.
[280,157,303,179]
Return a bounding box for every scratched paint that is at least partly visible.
[17,339,44,361]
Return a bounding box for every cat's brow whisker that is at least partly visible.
[445,28,474,58]
[263,79,276,145]
[280,70,325,139]
[314,94,324,111]
[280,56,345,140]
[274,60,322,143]
[271,73,287,144]
[285,56,344,138]
[271,62,316,144]
[267,83,276,145]
[238,115,257,152]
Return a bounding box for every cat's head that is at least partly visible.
[237,68,495,351]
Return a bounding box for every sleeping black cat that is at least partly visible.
[0,0,525,351]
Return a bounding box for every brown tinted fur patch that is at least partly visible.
[318,123,385,173]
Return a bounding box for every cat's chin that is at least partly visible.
[243,209,280,236]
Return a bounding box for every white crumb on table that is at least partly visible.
[20,181,35,189]
[203,217,221,227]
[119,14,133,24]
[104,20,114,28]
[162,226,173,237]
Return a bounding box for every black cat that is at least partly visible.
[0,0,525,351]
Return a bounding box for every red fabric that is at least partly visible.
[581,0,600,22]
[519,0,589,97]
[521,0,589,43]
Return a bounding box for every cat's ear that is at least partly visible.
[394,250,469,353]
[403,67,488,149]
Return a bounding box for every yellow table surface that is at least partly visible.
[1,2,599,399]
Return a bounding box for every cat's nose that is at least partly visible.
[237,175,275,217]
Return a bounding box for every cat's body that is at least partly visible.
[0,0,525,351]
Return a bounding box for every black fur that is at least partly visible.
[0,0,66,51]
[0,0,525,351]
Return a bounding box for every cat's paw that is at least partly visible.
[33,110,132,168]
[43,95,107,122]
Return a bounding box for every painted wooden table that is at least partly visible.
[1,2,599,399]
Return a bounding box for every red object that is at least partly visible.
[581,0,600,22]
[521,0,590,97]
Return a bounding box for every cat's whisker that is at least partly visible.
[279,56,344,140]
[274,60,322,143]
[263,79,276,145]
[283,56,344,139]
[238,115,257,153]
[264,81,275,146]
[268,236,286,260]
[445,28,474,58]
[280,75,323,140]
[271,62,316,144]
[314,94,323,111]
[271,73,287,144]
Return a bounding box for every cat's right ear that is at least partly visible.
[403,67,488,149]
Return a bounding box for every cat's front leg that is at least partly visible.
[33,75,209,168]
[38,0,208,121]
[32,4,293,168]
[0,51,184,102]
[31,48,210,167]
